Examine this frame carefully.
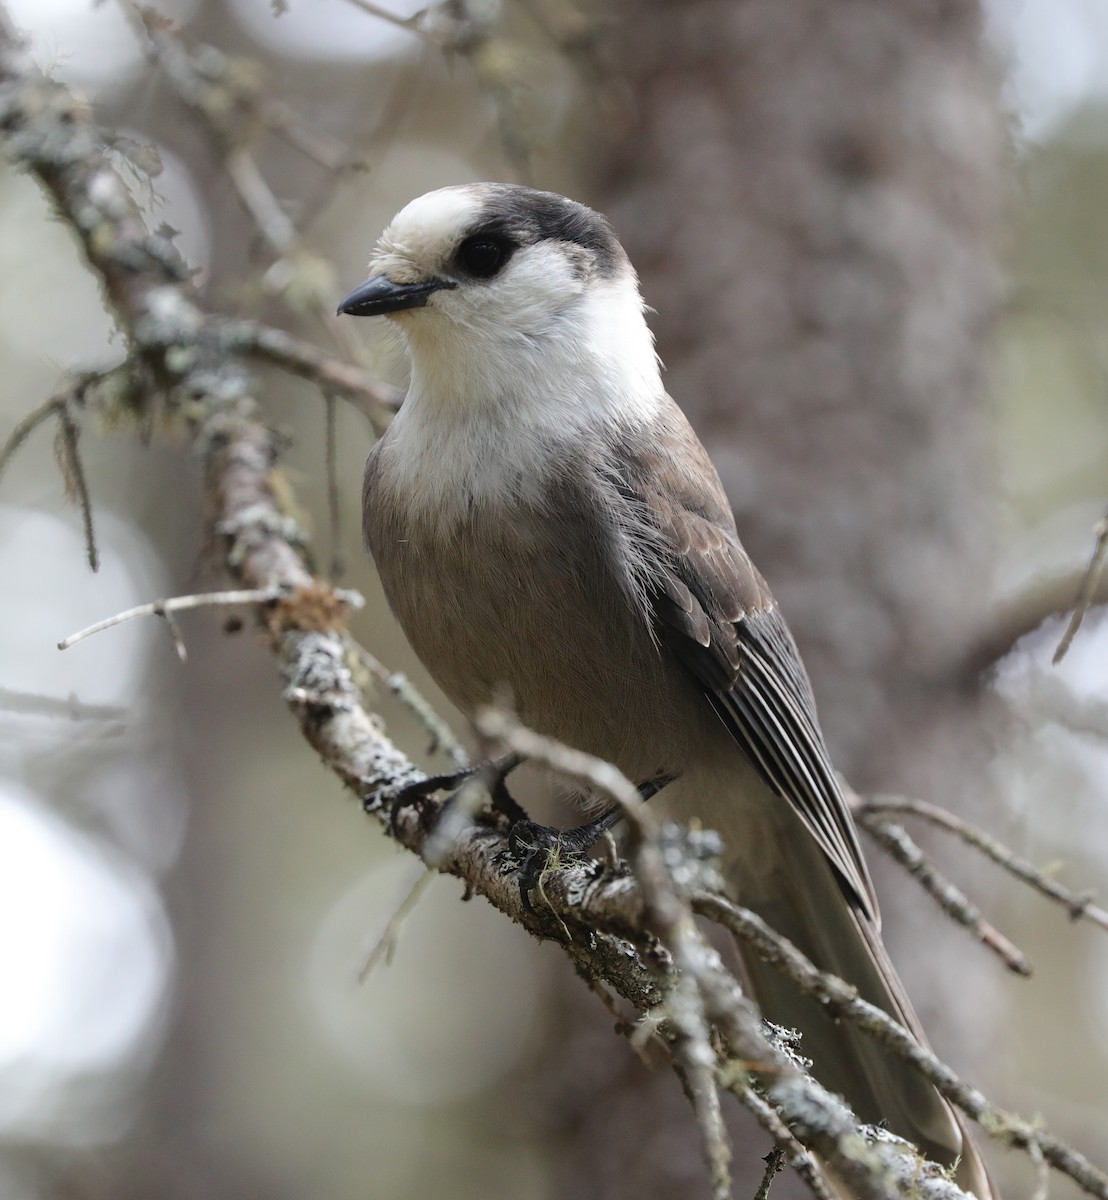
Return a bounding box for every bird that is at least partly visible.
[338,182,993,1197]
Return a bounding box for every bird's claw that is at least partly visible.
[387,754,526,840]
[508,809,622,910]
[387,770,467,839]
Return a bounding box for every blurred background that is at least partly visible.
[0,0,1106,1197]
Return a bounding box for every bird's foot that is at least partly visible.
[387,753,525,839]
[508,772,675,908]
[509,808,623,907]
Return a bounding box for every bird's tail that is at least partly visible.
[680,780,995,1198]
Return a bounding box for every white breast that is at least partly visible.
[381,276,666,529]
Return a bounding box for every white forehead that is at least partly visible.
[376,186,484,264]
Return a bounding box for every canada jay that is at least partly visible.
[339,183,992,1196]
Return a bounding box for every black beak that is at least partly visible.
[336,275,454,317]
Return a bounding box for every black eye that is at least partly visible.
[456,235,513,279]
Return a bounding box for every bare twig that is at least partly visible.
[129,3,360,168]
[421,772,490,868]
[210,316,400,431]
[128,7,379,377]
[1028,1136,1051,1200]
[0,393,64,480]
[350,642,468,768]
[225,144,298,251]
[964,566,1108,675]
[0,685,126,723]
[859,796,1108,934]
[58,586,289,655]
[1,371,128,571]
[694,891,1108,1197]
[357,863,436,980]
[1054,508,1108,663]
[324,393,344,579]
[346,0,543,179]
[54,402,98,572]
[753,1146,785,1200]
[1027,668,1108,741]
[475,705,733,1200]
[861,817,1032,976]
[340,0,442,43]
[255,96,365,172]
[732,1089,833,1200]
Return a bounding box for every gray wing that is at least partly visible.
[611,407,879,922]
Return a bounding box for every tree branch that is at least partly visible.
[859,796,1108,935]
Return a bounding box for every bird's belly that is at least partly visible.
[370,513,706,785]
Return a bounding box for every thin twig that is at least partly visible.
[58,586,286,654]
[1028,1136,1051,1200]
[54,400,99,572]
[351,642,468,768]
[964,565,1108,676]
[210,316,399,431]
[859,796,1108,934]
[225,144,297,252]
[421,772,489,867]
[357,864,435,981]
[754,1145,785,1200]
[340,0,441,43]
[694,891,1108,1197]
[733,1087,834,1200]
[1028,669,1108,742]
[130,2,362,168]
[324,393,344,580]
[131,8,385,398]
[861,817,1032,976]
[575,963,640,1044]
[0,393,64,481]
[255,96,365,173]
[0,686,127,723]
[475,706,733,1200]
[1054,508,1108,663]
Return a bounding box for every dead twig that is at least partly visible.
[475,705,733,1200]
[964,565,1108,676]
[210,316,400,431]
[350,642,468,768]
[1054,508,1108,664]
[694,890,1108,1197]
[731,1089,833,1200]
[128,6,376,374]
[54,401,98,572]
[58,586,291,657]
[753,1145,785,1200]
[0,372,124,572]
[324,393,344,580]
[357,863,436,981]
[859,796,1108,935]
[0,686,127,724]
[340,0,442,44]
[0,393,65,480]
[861,816,1032,976]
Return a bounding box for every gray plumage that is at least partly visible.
[345,183,994,1198]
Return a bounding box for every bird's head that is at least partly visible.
[338,184,662,414]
